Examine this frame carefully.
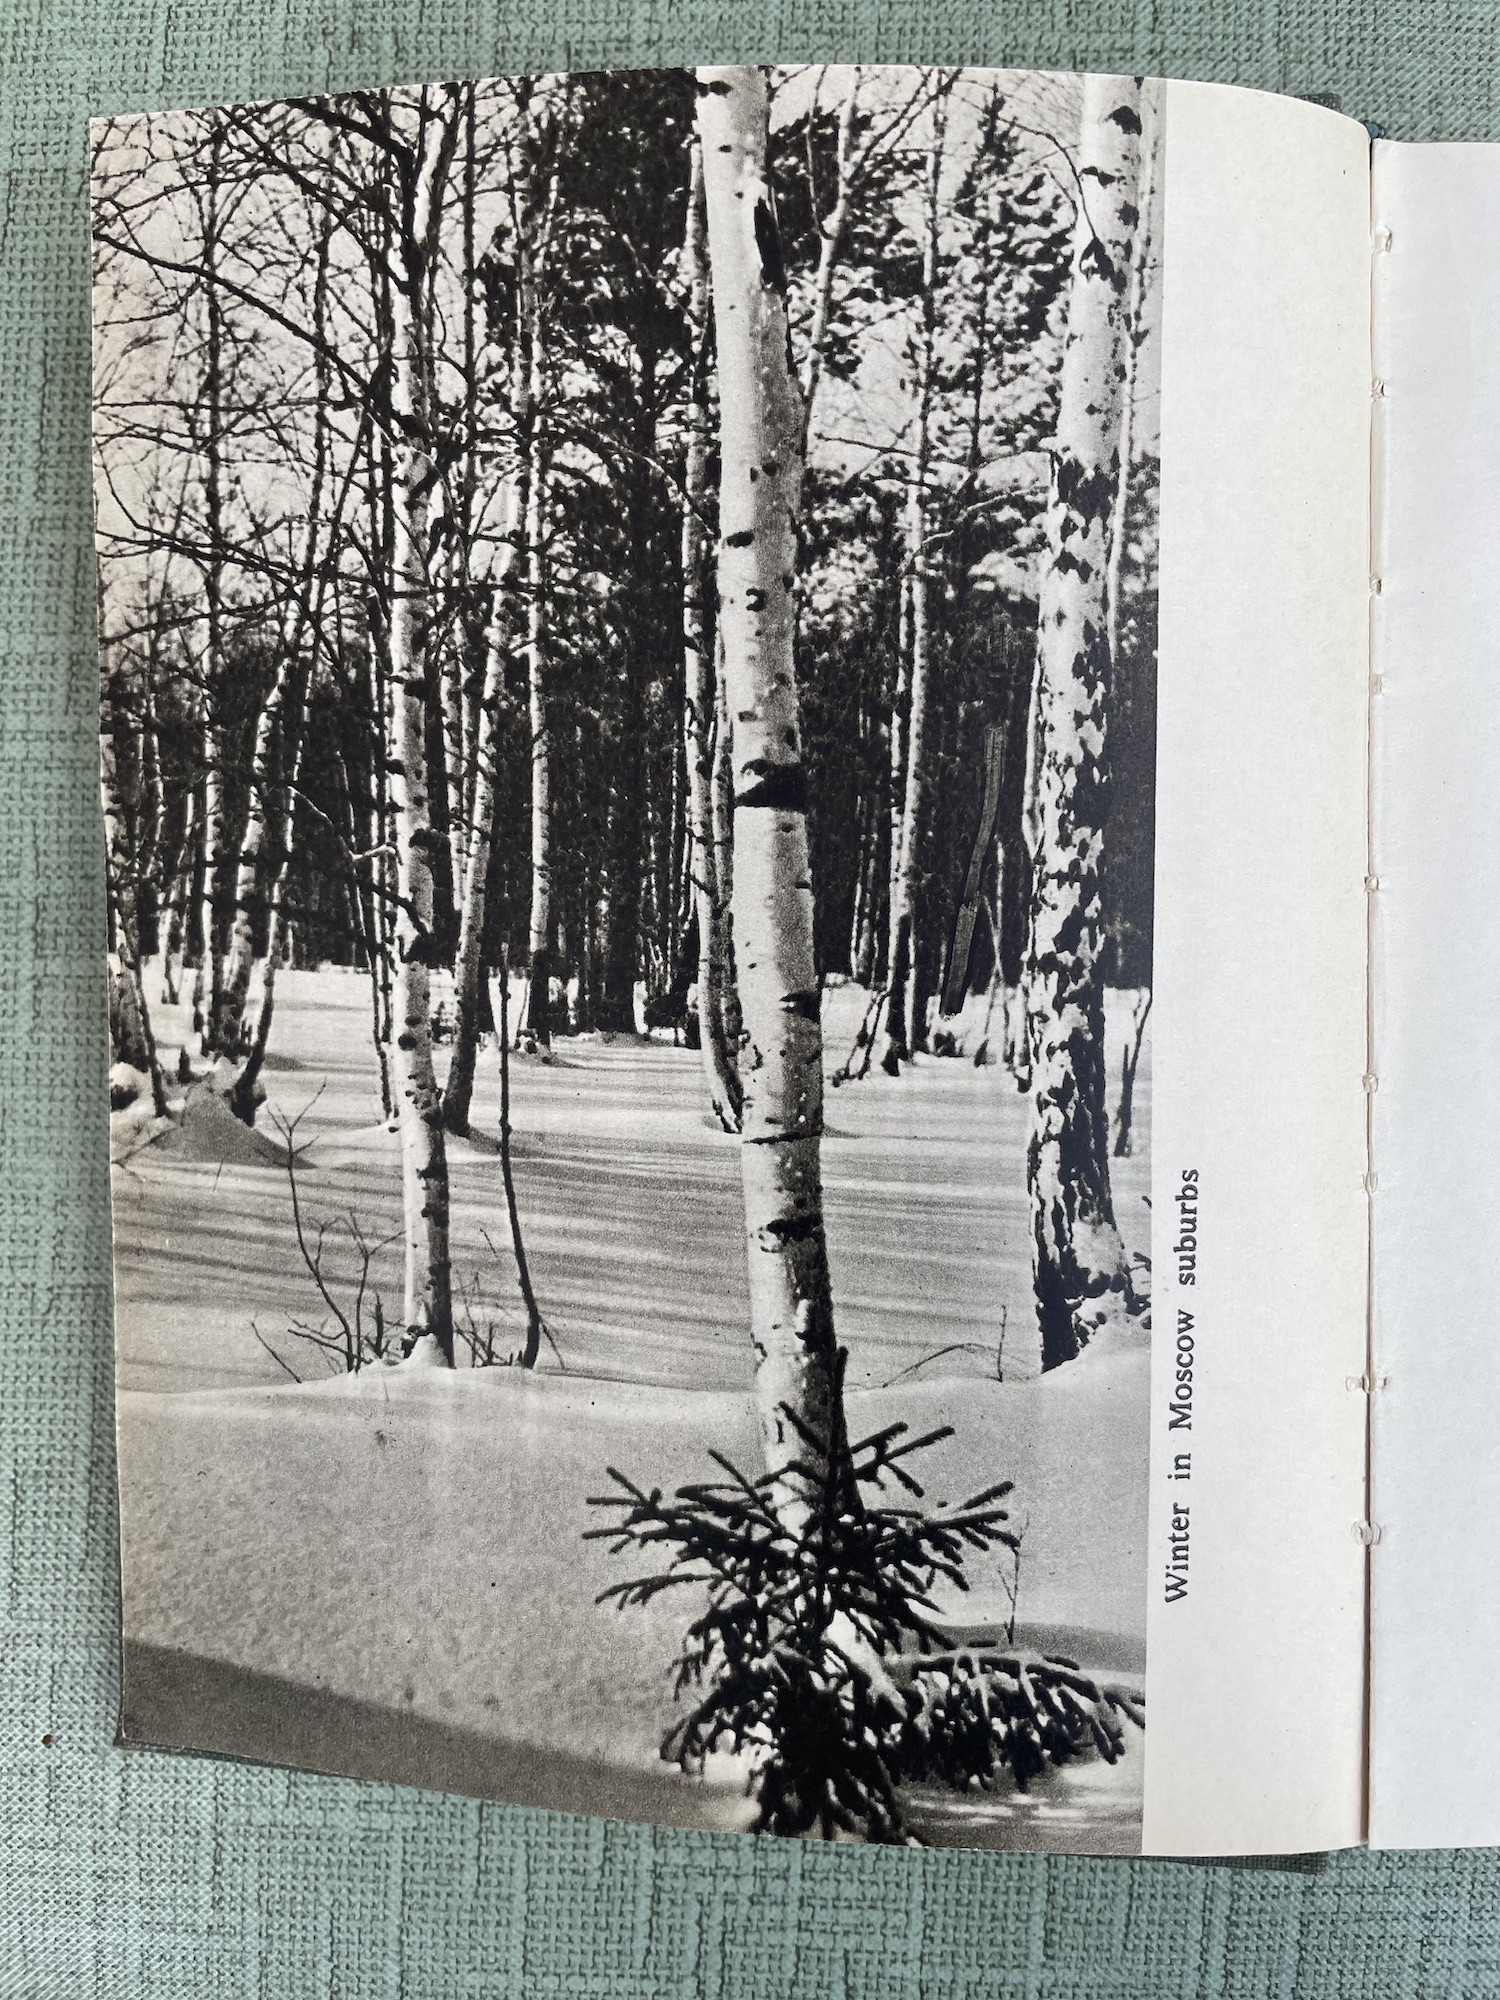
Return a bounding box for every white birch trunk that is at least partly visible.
[99,638,168,1116]
[880,94,943,1072]
[697,67,840,1527]
[521,436,552,1046]
[711,632,742,1054]
[1011,642,1045,1093]
[880,483,931,1072]
[681,137,743,1129]
[387,91,460,1363]
[217,709,276,1050]
[139,672,164,898]
[798,71,860,448]
[883,574,912,999]
[195,118,228,1053]
[216,633,309,1054]
[230,727,307,1124]
[1024,73,1143,1369]
[219,174,338,1079]
[1104,87,1159,678]
[195,703,222,1046]
[445,114,561,1127]
[444,86,481,908]
[442,417,527,1126]
[161,784,195,1005]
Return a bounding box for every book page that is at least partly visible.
[93,65,1164,1859]
[1142,83,1371,1856]
[91,65,1366,1859]
[1369,140,1500,1850]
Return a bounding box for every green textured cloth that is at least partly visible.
[3,4,1496,1992]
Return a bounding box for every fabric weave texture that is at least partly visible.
[3,3,1494,1992]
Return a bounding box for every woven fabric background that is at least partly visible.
[3,4,1496,1993]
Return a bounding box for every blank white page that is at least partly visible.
[1144,82,1370,1857]
[1370,140,1500,1849]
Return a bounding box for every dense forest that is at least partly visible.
[96,65,1161,1843]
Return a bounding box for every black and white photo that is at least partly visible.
[91,63,1162,1851]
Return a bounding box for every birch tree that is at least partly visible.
[880,84,946,1073]
[1104,87,1159,681]
[517,91,570,1053]
[520,442,554,1048]
[444,81,563,1129]
[786,65,930,455]
[1024,72,1143,1369]
[680,136,743,1129]
[215,162,340,1064]
[382,87,462,1362]
[697,65,841,1526]
[876,92,944,1072]
[99,610,169,1117]
[441,83,482,913]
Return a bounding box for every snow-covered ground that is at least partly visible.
[112,965,1151,1850]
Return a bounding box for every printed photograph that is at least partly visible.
[91,64,1162,1850]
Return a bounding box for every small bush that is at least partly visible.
[588,1349,1142,1842]
[252,1104,554,1379]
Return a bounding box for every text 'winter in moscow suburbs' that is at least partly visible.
[1165,1169,1200,1601]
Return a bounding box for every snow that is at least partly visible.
[119,1350,1145,1842]
[113,963,1151,1848]
[109,1060,151,1107]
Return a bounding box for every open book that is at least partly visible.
[87,63,1493,1857]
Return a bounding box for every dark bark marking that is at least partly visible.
[1078,238,1121,289]
[736,761,807,811]
[753,198,787,293]
[763,1212,820,1245]
[1054,547,1094,583]
[404,930,444,969]
[1056,456,1117,523]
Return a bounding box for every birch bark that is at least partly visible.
[99,626,168,1116]
[444,94,560,1128]
[160,784,195,1004]
[883,574,911,1000]
[229,726,307,1124]
[195,117,228,1052]
[681,137,743,1129]
[711,633,742,1056]
[1024,73,1143,1369]
[1104,87,1159,679]
[443,83,480,908]
[441,409,527,1126]
[697,66,840,1526]
[520,438,553,1048]
[216,170,337,1058]
[880,90,944,1072]
[386,89,461,1363]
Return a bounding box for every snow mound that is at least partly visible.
[110,1062,150,1110]
[139,1081,288,1169]
[117,1346,1147,1836]
[855,1349,1149,1646]
[111,1094,179,1165]
[119,1366,759,1828]
[298,1119,540,1173]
